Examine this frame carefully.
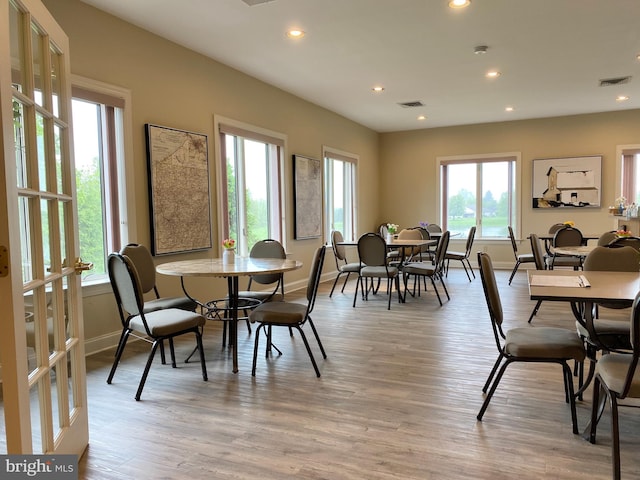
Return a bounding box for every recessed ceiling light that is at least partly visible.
[616,95,630,102]
[505,106,514,112]
[372,86,385,93]
[286,29,305,39]
[449,0,471,8]
[417,115,427,121]
[486,70,501,78]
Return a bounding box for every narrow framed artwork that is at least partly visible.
[293,154,322,239]
[532,155,602,209]
[145,124,212,254]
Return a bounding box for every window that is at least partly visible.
[619,146,640,205]
[323,148,357,243]
[217,119,285,256]
[438,153,519,238]
[72,80,130,284]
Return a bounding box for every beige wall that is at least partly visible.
[43,0,380,351]
[379,110,640,263]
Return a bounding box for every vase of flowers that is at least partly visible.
[222,238,236,264]
[386,223,399,243]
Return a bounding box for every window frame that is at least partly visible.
[323,146,358,244]
[214,115,287,257]
[71,75,134,293]
[617,144,640,206]
[436,152,521,238]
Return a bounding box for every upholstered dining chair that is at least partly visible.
[549,226,584,270]
[120,243,197,313]
[249,246,327,377]
[476,252,586,434]
[607,235,640,251]
[588,291,640,480]
[329,230,360,297]
[445,226,476,281]
[597,230,618,246]
[107,252,208,400]
[528,233,547,323]
[401,230,450,306]
[353,233,401,310]
[507,225,535,285]
[390,228,423,266]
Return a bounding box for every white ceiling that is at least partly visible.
[80,0,640,133]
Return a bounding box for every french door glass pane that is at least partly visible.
[29,383,43,453]
[9,2,25,90]
[14,99,27,188]
[481,162,509,237]
[19,196,33,283]
[31,23,44,107]
[446,163,476,235]
[50,46,61,118]
[36,113,47,191]
[41,199,51,277]
[54,123,63,194]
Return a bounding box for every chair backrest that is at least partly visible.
[608,236,640,251]
[331,230,347,264]
[597,230,618,246]
[583,246,640,272]
[416,227,432,254]
[397,228,423,258]
[508,225,519,259]
[552,226,583,247]
[358,232,387,267]
[249,239,286,285]
[434,230,450,273]
[108,252,144,323]
[463,226,476,257]
[305,246,327,315]
[618,292,640,398]
[426,224,442,234]
[529,233,546,271]
[120,243,157,295]
[477,252,505,344]
[548,223,565,234]
[379,224,388,237]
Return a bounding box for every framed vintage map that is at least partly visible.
[145,124,212,254]
[293,154,322,239]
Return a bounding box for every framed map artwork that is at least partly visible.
[293,154,322,239]
[145,124,212,255]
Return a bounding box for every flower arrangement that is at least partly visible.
[616,229,632,237]
[419,221,429,228]
[222,238,235,249]
[563,220,575,227]
[616,196,627,207]
[386,223,399,235]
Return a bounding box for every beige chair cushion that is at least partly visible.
[596,354,640,396]
[505,327,585,360]
[249,301,307,325]
[129,308,205,337]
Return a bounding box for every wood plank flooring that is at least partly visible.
[78,267,640,479]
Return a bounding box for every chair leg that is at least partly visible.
[429,277,443,306]
[464,258,475,279]
[294,326,321,377]
[482,354,504,393]
[610,394,622,480]
[195,330,208,381]
[168,338,176,368]
[352,276,361,307]
[135,339,160,401]
[329,272,342,297]
[307,317,327,359]
[107,329,131,384]
[340,272,352,293]
[251,325,262,376]
[477,358,511,421]
[561,362,579,434]
[528,300,543,323]
[508,261,521,285]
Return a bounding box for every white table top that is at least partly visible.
[156,257,303,277]
[550,245,597,257]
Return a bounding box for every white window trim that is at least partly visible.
[322,145,358,243]
[436,151,521,238]
[213,115,288,252]
[71,75,134,296]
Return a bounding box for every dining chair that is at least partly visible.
[507,225,535,285]
[107,252,208,400]
[353,233,401,310]
[549,226,584,270]
[445,225,476,281]
[476,252,586,434]
[120,243,197,313]
[329,230,360,297]
[249,246,327,377]
[588,291,640,480]
[597,230,618,246]
[416,226,435,262]
[607,235,640,251]
[390,228,423,266]
[401,230,450,306]
[527,233,547,323]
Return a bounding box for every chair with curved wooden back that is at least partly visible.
[507,225,535,285]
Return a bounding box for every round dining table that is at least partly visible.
[156,257,303,373]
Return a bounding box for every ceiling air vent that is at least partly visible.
[240,0,275,5]
[398,101,425,108]
[599,76,631,87]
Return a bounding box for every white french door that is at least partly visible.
[0,0,88,455]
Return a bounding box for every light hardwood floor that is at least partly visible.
[78,266,640,479]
